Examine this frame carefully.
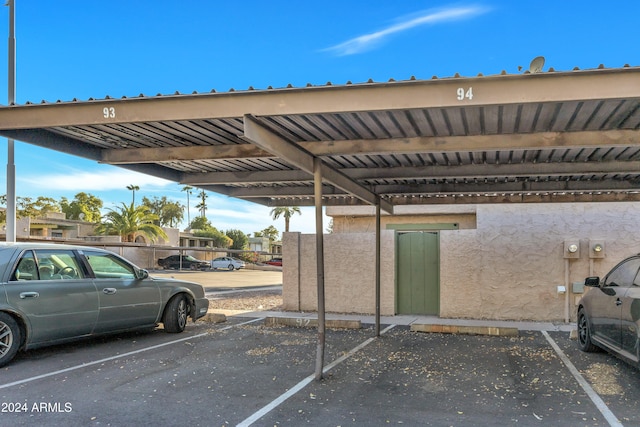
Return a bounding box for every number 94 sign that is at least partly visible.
[456,87,473,101]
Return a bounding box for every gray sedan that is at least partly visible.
[0,243,209,367]
[577,254,640,369]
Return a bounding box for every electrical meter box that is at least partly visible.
[564,241,580,259]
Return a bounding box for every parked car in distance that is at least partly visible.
[211,257,245,271]
[0,243,209,367]
[577,253,640,369]
[158,254,209,270]
[265,258,282,267]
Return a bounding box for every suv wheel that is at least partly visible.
[577,308,598,352]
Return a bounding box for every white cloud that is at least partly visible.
[16,165,328,235]
[324,5,489,56]
[20,168,173,191]
[208,204,326,235]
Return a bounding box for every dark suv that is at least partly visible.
[578,254,640,369]
[158,255,209,270]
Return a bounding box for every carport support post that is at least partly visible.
[313,157,326,381]
[375,199,381,336]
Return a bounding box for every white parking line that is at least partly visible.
[541,331,623,427]
[237,324,397,427]
[0,317,263,391]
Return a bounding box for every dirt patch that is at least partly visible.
[209,290,283,312]
[583,363,625,396]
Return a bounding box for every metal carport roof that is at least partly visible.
[0,64,639,212]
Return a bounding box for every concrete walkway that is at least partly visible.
[208,308,577,334]
[163,270,576,335]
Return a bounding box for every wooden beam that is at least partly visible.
[220,178,640,199]
[181,160,640,185]
[100,144,271,164]
[388,192,640,204]
[371,180,640,194]
[242,114,393,214]
[101,128,640,166]
[181,169,311,185]
[242,192,640,207]
[302,129,640,157]
[221,185,343,198]
[246,192,640,206]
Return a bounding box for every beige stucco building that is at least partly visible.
[283,202,640,323]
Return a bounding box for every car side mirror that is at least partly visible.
[584,276,600,287]
[136,269,150,280]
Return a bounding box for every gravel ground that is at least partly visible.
[208,289,283,311]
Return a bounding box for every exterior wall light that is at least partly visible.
[568,244,578,253]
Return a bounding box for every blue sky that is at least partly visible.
[0,1,638,236]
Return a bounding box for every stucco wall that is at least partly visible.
[79,245,226,270]
[290,202,640,322]
[332,213,477,232]
[440,203,640,322]
[283,231,396,315]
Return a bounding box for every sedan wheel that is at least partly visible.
[163,295,188,333]
[577,308,598,352]
[228,264,235,271]
[0,312,21,368]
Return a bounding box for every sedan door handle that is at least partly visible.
[615,298,622,306]
[19,292,39,299]
[102,288,117,295]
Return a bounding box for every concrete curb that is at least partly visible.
[265,317,361,329]
[201,312,228,323]
[411,323,519,337]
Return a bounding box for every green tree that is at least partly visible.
[2,196,61,219]
[15,197,37,218]
[195,190,208,217]
[0,195,94,222]
[163,202,184,228]
[226,229,249,250]
[193,227,232,248]
[95,202,168,243]
[186,216,231,247]
[189,216,211,230]
[126,184,140,205]
[270,206,301,232]
[258,225,279,242]
[33,197,60,216]
[142,196,184,228]
[237,251,258,264]
[60,192,103,222]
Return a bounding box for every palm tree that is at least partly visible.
[181,185,193,225]
[195,189,208,218]
[95,202,168,243]
[270,206,301,232]
[126,184,140,205]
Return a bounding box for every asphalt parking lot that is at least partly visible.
[150,268,283,292]
[1,271,639,426]
[1,312,639,427]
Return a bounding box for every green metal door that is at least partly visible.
[397,232,439,315]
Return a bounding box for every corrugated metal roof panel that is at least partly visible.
[0,65,639,206]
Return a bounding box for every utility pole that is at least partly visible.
[5,0,16,242]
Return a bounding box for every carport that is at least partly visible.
[1,64,639,378]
